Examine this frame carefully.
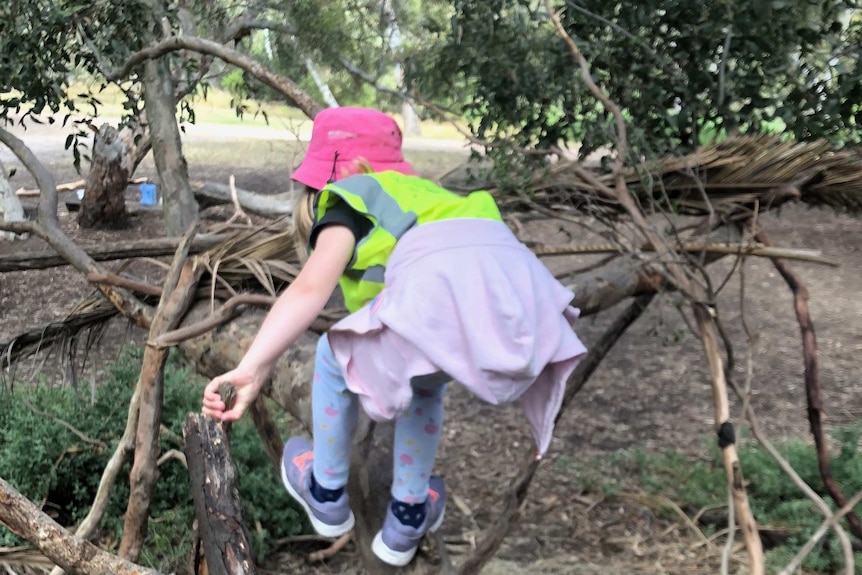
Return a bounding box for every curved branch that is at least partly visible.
[0,126,153,329]
[105,35,323,119]
[0,128,59,224]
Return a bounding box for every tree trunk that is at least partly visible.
[142,57,199,235]
[78,124,130,229]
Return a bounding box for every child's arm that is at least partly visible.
[202,225,355,421]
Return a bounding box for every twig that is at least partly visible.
[150,293,275,347]
[21,398,107,449]
[457,294,655,575]
[777,490,862,575]
[86,271,163,297]
[755,229,862,543]
[533,242,838,266]
[306,532,352,563]
[156,449,187,468]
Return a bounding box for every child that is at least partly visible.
[202,107,587,566]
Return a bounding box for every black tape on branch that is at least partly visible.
[717,421,736,448]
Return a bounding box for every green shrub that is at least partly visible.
[0,346,304,571]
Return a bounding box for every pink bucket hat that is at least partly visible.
[290,107,416,190]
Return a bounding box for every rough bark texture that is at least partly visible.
[119,246,204,561]
[0,478,162,575]
[142,57,199,236]
[183,413,257,575]
[78,124,130,229]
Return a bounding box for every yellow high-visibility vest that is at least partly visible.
[314,172,502,311]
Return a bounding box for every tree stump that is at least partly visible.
[78,123,130,229]
[183,413,257,575]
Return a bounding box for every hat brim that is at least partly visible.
[291,158,417,190]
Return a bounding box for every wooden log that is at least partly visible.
[183,413,257,575]
[119,230,204,561]
[0,235,223,272]
[191,181,294,217]
[0,478,162,575]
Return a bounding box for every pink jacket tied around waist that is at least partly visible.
[326,218,588,456]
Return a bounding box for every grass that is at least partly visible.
[66,80,468,140]
[558,429,862,573]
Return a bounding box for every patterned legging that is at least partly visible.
[311,334,446,504]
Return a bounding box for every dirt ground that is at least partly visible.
[2,121,861,575]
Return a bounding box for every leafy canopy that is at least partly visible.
[410,0,862,158]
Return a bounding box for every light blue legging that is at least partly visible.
[311,334,446,504]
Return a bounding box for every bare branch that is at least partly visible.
[756,229,862,542]
[105,35,323,118]
[0,478,162,575]
[458,294,655,574]
[777,490,862,575]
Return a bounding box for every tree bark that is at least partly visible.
[142,56,199,236]
[78,124,130,229]
[192,180,294,217]
[0,478,163,575]
[119,232,204,561]
[183,413,257,575]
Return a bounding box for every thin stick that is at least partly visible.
[755,230,862,543]
[306,532,352,563]
[777,490,862,575]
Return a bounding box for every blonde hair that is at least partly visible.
[292,158,374,261]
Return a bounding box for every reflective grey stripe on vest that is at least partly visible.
[334,175,417,284]
[335,175,417,238]
[343,264,386,284]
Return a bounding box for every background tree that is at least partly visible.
[411,0,862,164]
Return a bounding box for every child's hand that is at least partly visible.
[202,365,268,422]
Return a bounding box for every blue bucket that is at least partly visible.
[139,183,158,206]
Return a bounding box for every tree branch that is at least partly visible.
[457,294,655,574]
[0,126,153,329]
[0,478,162,575]
[756,229,862,543]
[545,4,765,572]
[105,35,323,118]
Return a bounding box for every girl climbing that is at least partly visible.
[201,107,587,566]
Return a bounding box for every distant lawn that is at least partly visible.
[67,81,467,140]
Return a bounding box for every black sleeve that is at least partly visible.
[309,199,373,249]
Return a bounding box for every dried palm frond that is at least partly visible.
[0,547,55,574]
[0,297,118,372]
[497,134,862,217]
[203,216,300,296]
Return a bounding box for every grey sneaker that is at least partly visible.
[281,437,355,538]
[371,476,446,566]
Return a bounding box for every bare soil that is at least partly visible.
[2,122,861,575]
